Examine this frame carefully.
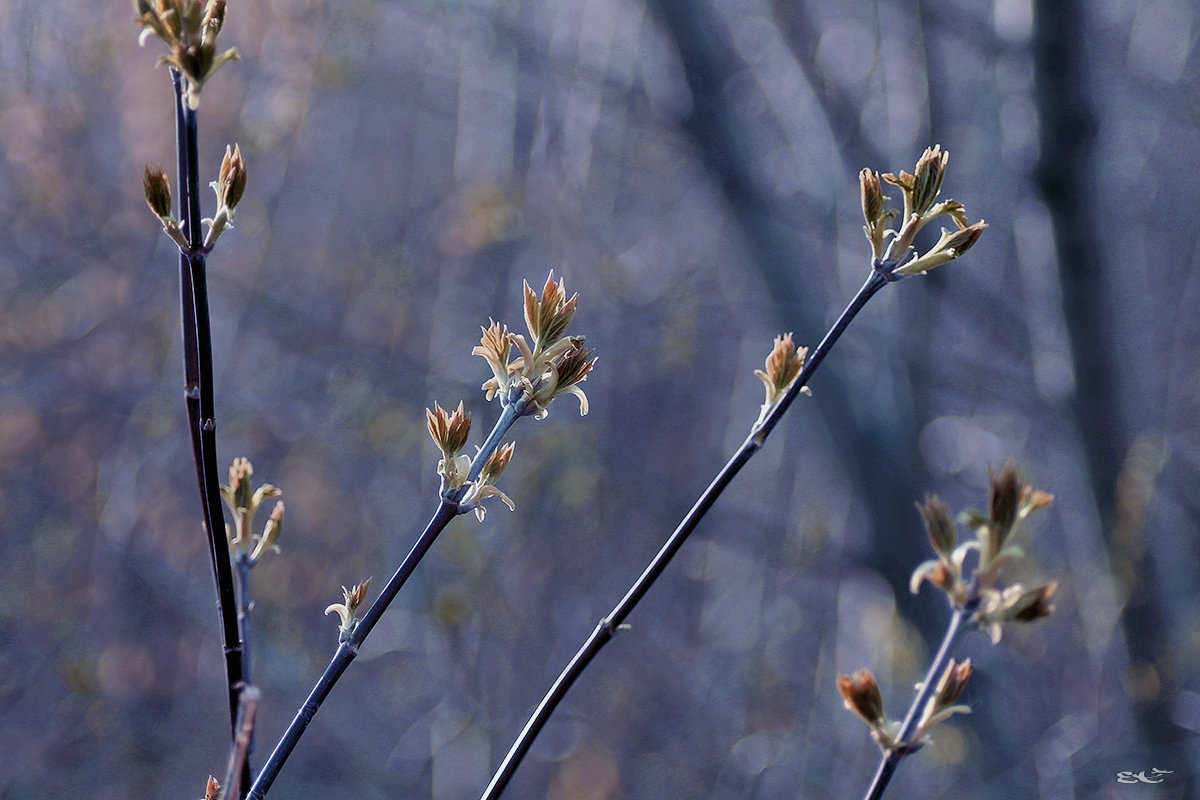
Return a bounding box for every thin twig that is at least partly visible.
[222,684,262,800]
[171,67,247,784]
[236,556,257,781]
[480,268,889,800]
[246,402,525,800]
[862,602,975,800]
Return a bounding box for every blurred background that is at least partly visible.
[1,0,1198,798]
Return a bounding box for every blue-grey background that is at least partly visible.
[1,0,1197,798]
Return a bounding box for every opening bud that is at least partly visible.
[325,578,372,640]
[892,220,987,276]
[754,332,808,426]
[426,401,472,457]
[523,271,578,352]
[915,658,973,739]
[859,169,894,259]
[461,441,517,522]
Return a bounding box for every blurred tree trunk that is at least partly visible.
[645,0,929,636]
[1031,1,1124,511]
[1033,1,1189,790]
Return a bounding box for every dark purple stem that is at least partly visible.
[170,67,248,791]
[480,269,888,800]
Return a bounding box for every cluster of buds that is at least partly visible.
[860,145,988,277]
[142,143,246,251]
[753,332,809,427]
[909,463,1056,642]
[473,272,596,420]
[134,0,240,109]
[838,659,974,754]
[424,273,595,523]
[220,457,284,564]
[426,402,516,521]
[325,579,371,642]
[839,466,1056,757]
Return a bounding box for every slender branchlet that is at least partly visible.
[245,277,595,799]
[166,63,248,761]
[221,456,285,685]
[218,683,261,800]
[850,465,1057,800]
[135,5,251,791]
[479,147,986,800]
[215,456,284,784]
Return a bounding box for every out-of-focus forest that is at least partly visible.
[2,0,1198,798]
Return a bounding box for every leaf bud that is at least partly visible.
[143,164,173,220]
[1009,581,1058,622]
[988,463,1021,551]
[909,144,949,217]
[217,143,247,211]
[917,494,957,556]
[325,578,372,640]
[426,401,472,457]
[754,332,808,425]
[249,500,284,562]
[837,668,886,728]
